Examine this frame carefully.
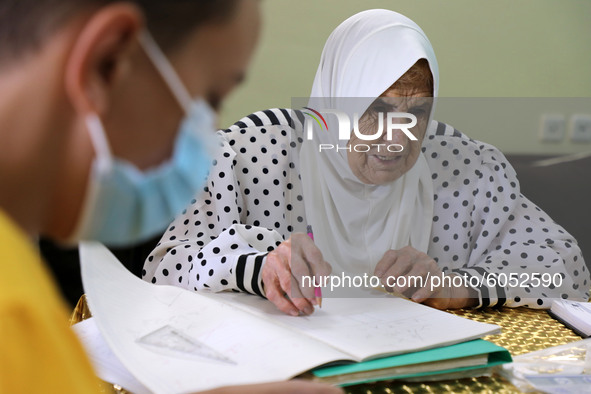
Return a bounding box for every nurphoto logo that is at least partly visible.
[302,107,418,153]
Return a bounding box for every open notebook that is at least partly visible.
[78,242,501,393]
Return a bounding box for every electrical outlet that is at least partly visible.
[569,114,591,143]
[539,114,565,142]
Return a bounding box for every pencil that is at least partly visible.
[315,286,323,308]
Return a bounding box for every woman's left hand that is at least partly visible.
[373,246,478,309]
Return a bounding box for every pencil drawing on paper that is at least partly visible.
[137,325,236,365]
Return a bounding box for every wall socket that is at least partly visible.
[569,114,591,143]
[540,114,566,142]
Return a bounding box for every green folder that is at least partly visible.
[311,339,512,386]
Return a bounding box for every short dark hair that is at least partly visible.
[0,0,239,63]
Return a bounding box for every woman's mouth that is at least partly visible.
[370,154,403,165]
[376,155,397,161]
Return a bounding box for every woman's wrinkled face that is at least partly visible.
[347,84,432,185]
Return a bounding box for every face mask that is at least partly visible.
[68,31,218,246]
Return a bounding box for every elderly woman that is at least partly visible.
[143,10,589,315]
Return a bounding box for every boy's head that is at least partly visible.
[0,0,261,240]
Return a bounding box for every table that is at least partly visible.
[70,297,583,393]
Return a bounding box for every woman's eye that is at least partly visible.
[410,109,426,117]
[372,106,388,113]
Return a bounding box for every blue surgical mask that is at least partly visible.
[68,31,218,246]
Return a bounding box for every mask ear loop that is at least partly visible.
[138,30,192,114]
[85,113,114,173]
[66,114,112,246]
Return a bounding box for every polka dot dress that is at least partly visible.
[142,108,589,309]
[422,122,588,308]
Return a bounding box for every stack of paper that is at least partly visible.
[311,339,510,386]
[549,300,591,337]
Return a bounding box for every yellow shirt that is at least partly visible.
[0,210,100,393]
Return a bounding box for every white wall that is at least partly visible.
[219,0,591,154]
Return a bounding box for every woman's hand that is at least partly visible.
[373,246,478,309]
[262,233,332,316]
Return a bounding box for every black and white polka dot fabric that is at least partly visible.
[142,108,589,309]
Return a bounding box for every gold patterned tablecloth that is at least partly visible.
[71,297,583,393]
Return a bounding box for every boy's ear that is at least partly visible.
[64,3,144,117]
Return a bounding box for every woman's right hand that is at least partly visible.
[261,233,332,316]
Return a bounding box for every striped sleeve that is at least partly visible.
[235,252,267,297]
[223,108,304,134]
[144,223,282,298]
[449,267,505,309]
[194,224,281,297]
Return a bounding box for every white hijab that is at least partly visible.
[300,9,437,277]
